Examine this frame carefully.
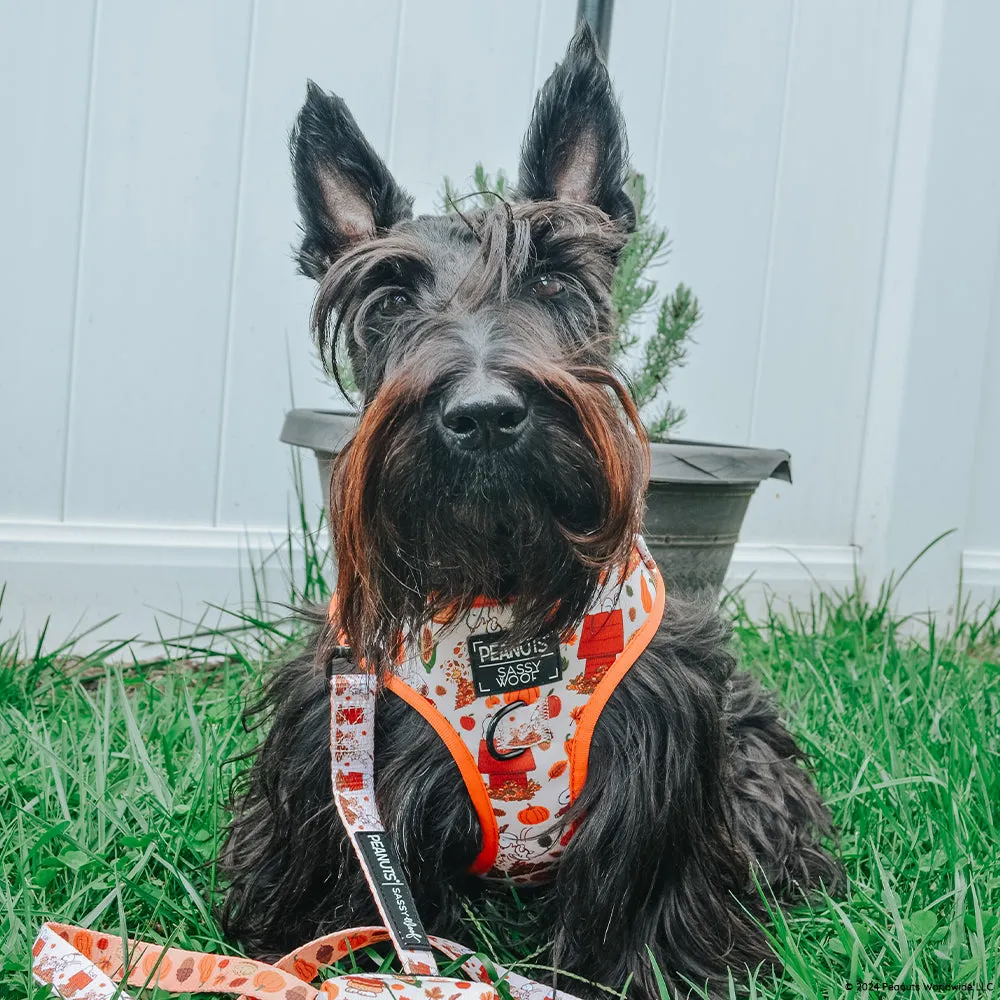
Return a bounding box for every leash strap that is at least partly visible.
[32,920,581,1000]
[32,920,321,999]
[30,920,501,1000]
[328,670,438,975]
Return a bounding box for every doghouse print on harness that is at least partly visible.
[385,536,665,883]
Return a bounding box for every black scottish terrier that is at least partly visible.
[221,26,842,998]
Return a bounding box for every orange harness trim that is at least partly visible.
[569,570,666,799]
[385,674,500,874]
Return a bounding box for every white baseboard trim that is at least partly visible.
[0,519,301,566]
[1,521,997,653]
[962,548,1000,612]
[0,520,319,654]
[726,541,859,585]
[723,542,859,620]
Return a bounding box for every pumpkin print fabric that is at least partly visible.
[31,921,587,1000]
[384,537,664,883]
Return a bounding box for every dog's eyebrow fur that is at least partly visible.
[312,233,433,375]
[458,199,628,310]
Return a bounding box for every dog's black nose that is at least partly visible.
[440,381,528,450]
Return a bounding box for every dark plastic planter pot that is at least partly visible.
[280,408,791,595]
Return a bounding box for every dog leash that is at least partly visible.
[30,670,586,1000]
[327,669,438,975]
[31,920,514,999]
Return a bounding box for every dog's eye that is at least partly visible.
[530,275,565,299]
[377,290,411,314]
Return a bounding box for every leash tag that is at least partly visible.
[354,831,430,952]
[467,630,562,697]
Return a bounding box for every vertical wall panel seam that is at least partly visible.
[59,0,101,522]
[529,0,546,110]
[848,0,913,544]
[650,0,676,193]
[212,0,259,527]
[385,0,406,169]
[747,0,797,445]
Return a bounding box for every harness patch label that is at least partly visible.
[467,630,563,696]
[354,831,430,951]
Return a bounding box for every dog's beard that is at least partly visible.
[329,363,648,673]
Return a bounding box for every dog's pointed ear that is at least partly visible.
[290,81,413,278]
[517,24,635,231]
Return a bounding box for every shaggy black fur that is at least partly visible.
[221,24,843,999]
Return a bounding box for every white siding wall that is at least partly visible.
[1,0,998,647]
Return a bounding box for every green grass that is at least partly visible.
[2,542,999,998]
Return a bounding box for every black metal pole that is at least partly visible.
[576,0,615,58]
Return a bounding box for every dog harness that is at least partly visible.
[383,535,665,883]
[31,541,663,1000]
